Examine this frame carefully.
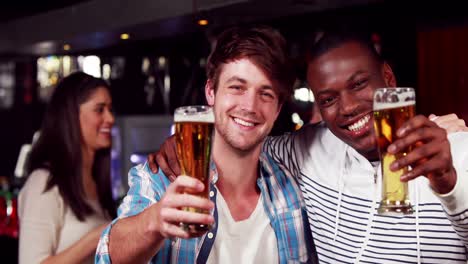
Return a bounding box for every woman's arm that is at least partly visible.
[40,223,108,264]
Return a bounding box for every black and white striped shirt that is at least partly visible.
[264,123,468,263]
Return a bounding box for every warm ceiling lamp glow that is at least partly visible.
[198,19,208,26]
[63,44,71,51]
[120,33,130,40]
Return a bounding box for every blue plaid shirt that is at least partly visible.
[96,152,317,263]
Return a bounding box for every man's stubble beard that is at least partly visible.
[216,123,266,153]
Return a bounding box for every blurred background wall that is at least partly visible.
[0,0,467,205]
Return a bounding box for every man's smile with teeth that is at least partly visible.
[347,114,370,132]
[233,117,256,127]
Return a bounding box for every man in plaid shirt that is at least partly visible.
[96,26,318,263]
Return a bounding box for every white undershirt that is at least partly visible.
[206,189,279,264]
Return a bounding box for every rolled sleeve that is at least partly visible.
[435,165,468,214]
[435,132,468,214]
[95,162,171,263]
[432,132,468,250]
[95,219,118,264]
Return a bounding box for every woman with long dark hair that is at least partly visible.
[18,71,117,264]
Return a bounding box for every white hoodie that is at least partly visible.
[265,123,468,263]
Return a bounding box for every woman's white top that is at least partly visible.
[18,169,108,264]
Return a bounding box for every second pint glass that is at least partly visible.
[174,105,214,235]
[373,87,415,215]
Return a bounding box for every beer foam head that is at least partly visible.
[174,105,214,123]
[374,101,414,111]
[373,87,415,110]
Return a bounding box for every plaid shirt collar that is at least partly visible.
[174,152,311,263]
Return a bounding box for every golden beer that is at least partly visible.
[373,87,415,215]
[174,106,214,234]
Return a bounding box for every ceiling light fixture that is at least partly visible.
[197,19,208,26]
[120,33,130,40]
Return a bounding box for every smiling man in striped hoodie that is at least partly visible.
[264,31,468,263]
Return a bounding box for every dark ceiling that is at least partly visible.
[0,0,91,23]
[1,0,468,56]
[0,0,387,56]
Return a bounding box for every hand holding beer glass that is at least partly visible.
[373,87,415,215]
[174,105,214,235]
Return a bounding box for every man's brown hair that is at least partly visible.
[206,25,295,104]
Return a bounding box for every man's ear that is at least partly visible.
[205,79,215,106]
[382,62,397,87]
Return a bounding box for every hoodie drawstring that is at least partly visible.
[354,168,380,263]
[354,167,378,264]
[333,163,345,241]
[414,181,421,264]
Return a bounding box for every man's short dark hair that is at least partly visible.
[206,25,295,104]
[307,30,383,65]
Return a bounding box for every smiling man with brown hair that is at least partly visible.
[96,26,318,264]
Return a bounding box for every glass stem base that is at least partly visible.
[181,223,211,236]
[378,201,413,215]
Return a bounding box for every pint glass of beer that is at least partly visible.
[174,105,214,234]
[373,87,415,215]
